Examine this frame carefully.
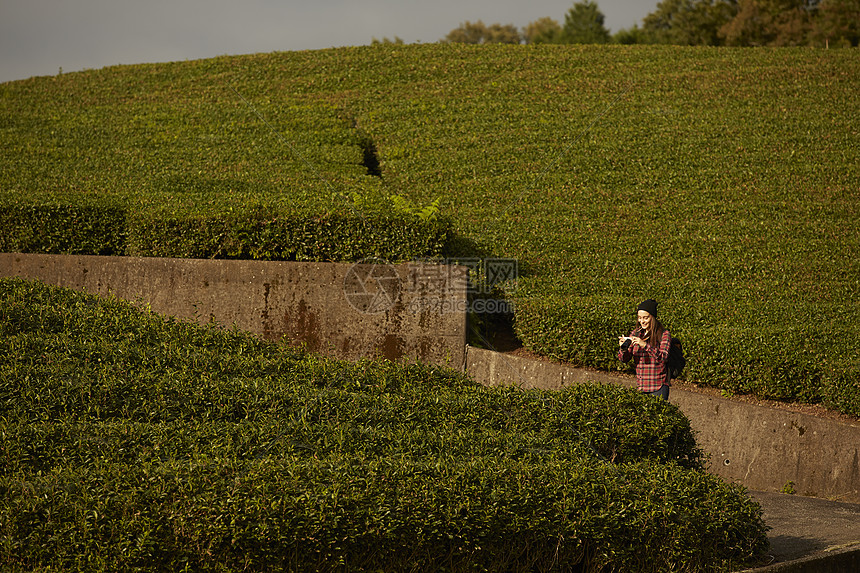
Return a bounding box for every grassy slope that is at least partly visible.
[2,43,858,407]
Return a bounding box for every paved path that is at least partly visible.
[742,491,860,571]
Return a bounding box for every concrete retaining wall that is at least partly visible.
[465,345,860,503]
[0,253,467,369]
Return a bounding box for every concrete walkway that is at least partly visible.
[739,491,860,572]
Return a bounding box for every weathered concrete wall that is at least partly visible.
[465,345,860,503]
[0,253,467,369]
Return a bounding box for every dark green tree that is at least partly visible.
[523,17,563,44]
[643,0,738,45]
[445,20,489,44]
[808,0,858,46]
[371,36,405,45]
[613,25,651,44]
[444,20,522,44]
[719,0,821,46]
[561,0,611,44]
[485,22,523,44]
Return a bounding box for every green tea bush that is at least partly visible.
[513,292,628,371]
[822,364,860,418]
[126,203,451,262]
[1,385,703,474]
[1,458,767,573]
[0,191,450,263]
[0,193,127,255]
[0,278,768,571]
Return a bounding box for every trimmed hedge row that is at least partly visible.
[1,458,767,573]
[1,384,703,473]
[128,207,451,262]
[0,192,451,263]
[0,195,128,256]
[0,278,768,571]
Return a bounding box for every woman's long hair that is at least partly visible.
[635,316,665,348]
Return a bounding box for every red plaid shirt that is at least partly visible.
[618,329,671,392]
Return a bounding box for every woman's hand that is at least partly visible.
[630,336,646,349]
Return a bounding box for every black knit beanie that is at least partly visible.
[637,299,658,317]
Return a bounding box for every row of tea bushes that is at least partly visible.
[2,384,704,474]
[0,191,451,262]
[2,458,767,572]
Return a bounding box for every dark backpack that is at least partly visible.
[668,336,686,379]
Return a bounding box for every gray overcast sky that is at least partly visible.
[1,1,657,84]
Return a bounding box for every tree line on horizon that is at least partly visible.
[374,0,858,48]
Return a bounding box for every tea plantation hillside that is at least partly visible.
[1,43,858,415]
[0,278,769,571]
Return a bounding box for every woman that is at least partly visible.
[618,299,671,400]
